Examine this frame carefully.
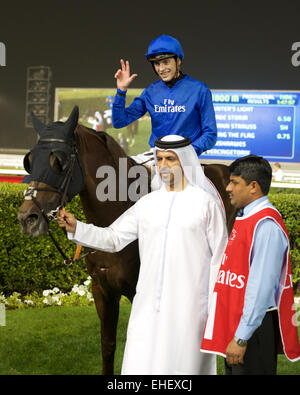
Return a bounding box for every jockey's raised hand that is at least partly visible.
[114,59,138,91]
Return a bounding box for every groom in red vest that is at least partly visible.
[201,155,300,375]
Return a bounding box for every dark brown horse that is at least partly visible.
[18,107,236,374]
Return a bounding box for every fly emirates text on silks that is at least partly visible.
[154,99,186,113]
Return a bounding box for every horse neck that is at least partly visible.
[74,126,135,227]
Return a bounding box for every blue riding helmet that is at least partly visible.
[145,34,184,61]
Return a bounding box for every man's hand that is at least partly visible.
[114,59,138,91]
[57,207,77,233]
[226,338,247,365]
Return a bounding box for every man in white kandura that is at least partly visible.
[58,135,228,375]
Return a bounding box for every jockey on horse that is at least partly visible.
[112,34,218,166]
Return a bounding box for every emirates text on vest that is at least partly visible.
[216,268,246,289]
[0,42,6,67]
[218,251,245,289]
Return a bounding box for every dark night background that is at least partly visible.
[0,0,299,150]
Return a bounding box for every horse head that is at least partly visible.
[18,106,85,237]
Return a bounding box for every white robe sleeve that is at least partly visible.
[67,204,139,253]
[206,200,228,307]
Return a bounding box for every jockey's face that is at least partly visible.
[153,57,181,82]
[156,150,186,191]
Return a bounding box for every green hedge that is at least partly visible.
[0,183,87,296]
[268,193,300,292]
[0,183,299,296]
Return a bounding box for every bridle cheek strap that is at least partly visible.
[23,143,94,265]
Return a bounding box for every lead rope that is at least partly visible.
[30,193,95,265]
[58,151,96,264]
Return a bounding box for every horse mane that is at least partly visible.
[74,124,137,168]
[73,124,151,217]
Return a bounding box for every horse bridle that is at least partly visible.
[24,137,95,265]
[24,138,78,217]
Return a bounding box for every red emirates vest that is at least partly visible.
[201,206,300,362]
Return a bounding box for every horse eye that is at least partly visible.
[50,151,68,173]
[23,152,32,173]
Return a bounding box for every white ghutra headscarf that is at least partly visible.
[153,135,224,208]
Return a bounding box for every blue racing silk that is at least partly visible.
[112,75,217,157]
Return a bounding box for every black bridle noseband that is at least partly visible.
[24,137,94,265]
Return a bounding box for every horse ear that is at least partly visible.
[30,112,45,134]
[65,106,79,136]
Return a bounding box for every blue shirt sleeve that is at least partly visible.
[112,89,147,128]
[191,87,217,155]
[234,218,288,340]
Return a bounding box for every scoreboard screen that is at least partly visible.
[203,90,300,163]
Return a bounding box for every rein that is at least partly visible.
[24,138,95,265]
